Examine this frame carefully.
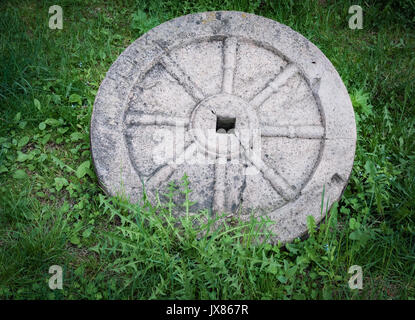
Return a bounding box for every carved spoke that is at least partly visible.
[212,158,227,213]
[250,64,298,109]
[146,142,197,189]
[261,124,324,139]
[246,149,296,201]
[222,37,238,94]
[234,132,296,201]
[125,112,188,127]
[160,55,205,102]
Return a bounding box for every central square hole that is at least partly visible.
[216,116,236,133]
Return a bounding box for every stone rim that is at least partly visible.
[90,11,357,243]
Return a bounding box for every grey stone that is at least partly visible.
[91,11,356,243]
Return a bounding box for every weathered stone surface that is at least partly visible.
[91,11,356,243]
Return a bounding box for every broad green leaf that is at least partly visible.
[13,169,27,179]
[14,112,21,122]
[70,235,80,245]
[82,228,92,238]
[364,160,376,179]
[70,132,84,142]
[52,94,61,104]
[18,121,27,129]
[59,201,70,213]
[34,98,41,111]
[44,118,62,127]
[76,160,90,178]
[349,218,360,230]
[277,275,287,284]
[58,127,69,134]
[349,229,370,244]
[16,151,29,162]
[54,177,69,191]
[17,136,29,148]
[41,133,51,145]
[69,93,82,105]
[306,215,316,234]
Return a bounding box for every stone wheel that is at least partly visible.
[91,12,356,243]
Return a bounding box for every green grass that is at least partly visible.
[0,0,414,299]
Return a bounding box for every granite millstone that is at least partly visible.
[90,11,357,243]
